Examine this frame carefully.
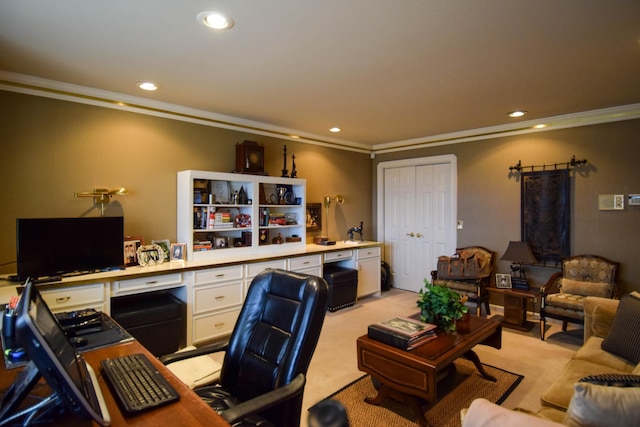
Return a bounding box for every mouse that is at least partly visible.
[70,336,89,347]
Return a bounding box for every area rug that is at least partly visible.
[322,359,523,427]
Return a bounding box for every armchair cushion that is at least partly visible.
[544,293,585,319]
[602,293,640,364]
[560,278,613,298]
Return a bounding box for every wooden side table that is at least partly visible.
[488,288,540,331]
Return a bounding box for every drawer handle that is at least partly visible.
[215,274,225,278]
[146,281,158,285]
[215,296,225,301]
[303,261,310,265]
[55,296,71,304]
[214,322,224,329]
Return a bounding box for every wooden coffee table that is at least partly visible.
[357,315,502,427]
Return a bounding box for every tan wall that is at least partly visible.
[373,119,640,295]
[0,90,372,275]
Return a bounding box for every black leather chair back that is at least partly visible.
[220,269,328,403]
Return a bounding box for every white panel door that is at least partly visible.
[380,156,456,293]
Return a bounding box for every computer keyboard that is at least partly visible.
[100,353,180,415]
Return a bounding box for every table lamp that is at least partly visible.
[500,241,538,290]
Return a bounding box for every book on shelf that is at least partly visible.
[367,316,437,350]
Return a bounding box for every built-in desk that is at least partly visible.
[0,242,383,346]
[0,339,231,427]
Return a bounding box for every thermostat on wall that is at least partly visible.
[598,194,624,210]
[629,194,640,206]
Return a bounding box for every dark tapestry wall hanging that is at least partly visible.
[521,170,570,264]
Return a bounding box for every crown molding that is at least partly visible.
[2,71,639,156]
[372,103,640,154]
[0,71,371,154]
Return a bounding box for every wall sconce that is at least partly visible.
[500,241,538,289]
[323,195,345,209]
[323,195,345,240]
[74,187,129,215]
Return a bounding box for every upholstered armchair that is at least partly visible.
[539,254,619,341]
[431,246,495,316]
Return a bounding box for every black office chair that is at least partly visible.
[160,269,329,427]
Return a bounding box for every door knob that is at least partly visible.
[416,233,423,238]
[406,232,415,237]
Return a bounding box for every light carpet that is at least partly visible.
[323,358,523,427]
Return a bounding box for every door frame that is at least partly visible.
[376,154,458,265]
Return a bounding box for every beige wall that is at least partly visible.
[373,119,640,295]
[2,90,638,296]
[0,90,372,275]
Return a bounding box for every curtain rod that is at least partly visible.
[508,155,587,172]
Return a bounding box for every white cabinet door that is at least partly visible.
[355,254,380,297]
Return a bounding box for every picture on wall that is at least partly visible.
[306,203,322,231]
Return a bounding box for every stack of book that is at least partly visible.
[368,316,437,350]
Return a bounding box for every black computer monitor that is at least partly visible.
[0,279,110,425]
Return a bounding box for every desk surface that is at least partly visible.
[0,340,231,427]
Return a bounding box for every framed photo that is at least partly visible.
[215,237,229,249]
[137,244,165,267]
[151,239,171,262]
[306,203,322,231]
[170,243,186,262]
[124,239,141,266]
[496,273,512,289]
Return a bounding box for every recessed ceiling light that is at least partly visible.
[330,127,341,133]
[508,110,527,118]
[137,82,158,91]
[197,11,234,30]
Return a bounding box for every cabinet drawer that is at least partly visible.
[194,265,244,285]
[324,250,353,262]
[192,308,241,344]
[245,260,286,278]
[357,246,381,260]
[193,282,243,315]
[112,273,183,295]
[40,283,106,312]
[289,255,322,271]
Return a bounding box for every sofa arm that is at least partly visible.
[583,296,620,341]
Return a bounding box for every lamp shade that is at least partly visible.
[500,241,538,264]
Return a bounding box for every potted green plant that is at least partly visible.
[416,279,468,331]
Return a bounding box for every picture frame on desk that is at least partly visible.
[151,239,171,262]
[137,244,165,266]
[496,273,512,289]
[170,243,186,261]
[124,239,141,266]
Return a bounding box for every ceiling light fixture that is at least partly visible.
[197,11,234,30]
[330,127,341,133]
[137,82,158,91]
[508,110,527,118]
[533,124,547,129]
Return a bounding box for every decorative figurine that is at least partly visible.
[281,145,289,178]
[290,154,297,178]
[347,222,364,242]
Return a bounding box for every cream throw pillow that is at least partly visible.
[561,278,612,298]
[563,382,640,427]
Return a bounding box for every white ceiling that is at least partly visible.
[1,1,639,151]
